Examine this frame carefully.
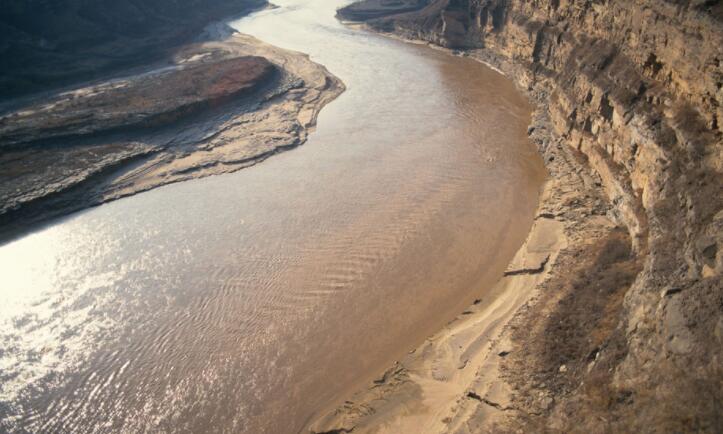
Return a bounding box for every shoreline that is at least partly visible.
[0,26,344,245]
[1,4,552,431]
[308,0,722,431]
[1,1,718,431]
[306,36,603,431]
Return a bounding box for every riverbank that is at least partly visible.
[311,1,722,432]
[1,2,552,432]
[0,26,344,243]
[309,79,624,434]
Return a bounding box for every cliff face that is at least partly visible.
[0,0,266,100]
[338,0,722,431]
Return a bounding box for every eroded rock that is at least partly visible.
[322,0,722,431]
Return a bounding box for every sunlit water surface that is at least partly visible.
[0,1,545,432]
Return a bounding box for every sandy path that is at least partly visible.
[308,177,567,433]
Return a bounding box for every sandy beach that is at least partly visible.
[1,0,719,432]
[308,0,722,431]
[308,110,626,432]
[0,2,550,432]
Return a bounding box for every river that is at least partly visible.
[0,1,545,432]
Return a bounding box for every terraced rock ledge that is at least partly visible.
[311,1,722,432]
[0,28,344,242]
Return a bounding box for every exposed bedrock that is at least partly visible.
[337,0,432,21]
[335,0,722,431]
[0,33,344,244]
[0,56,277,147]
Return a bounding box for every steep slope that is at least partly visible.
[319,1,722,432]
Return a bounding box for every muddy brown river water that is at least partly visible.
[0,1,545,432]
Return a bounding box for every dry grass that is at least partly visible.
[503,227,643,433]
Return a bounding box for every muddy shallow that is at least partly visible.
[0,1,545,433]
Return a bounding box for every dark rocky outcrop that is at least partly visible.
[337,0,431,21]
[0,0,266,101]
[0,1,345,244]
[0,56,276,148]
[334,0,722,431]
[0,33,344,245]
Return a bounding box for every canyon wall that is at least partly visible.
[343,0,722,431]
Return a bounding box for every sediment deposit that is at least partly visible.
[314,1,722,432]
[0,30,343,241]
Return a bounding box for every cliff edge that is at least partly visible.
[314,1,722,432]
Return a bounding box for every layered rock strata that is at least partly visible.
[0,31,344,242]
[314,1,722,432]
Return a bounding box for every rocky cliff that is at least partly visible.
[0,0,266,100]
[326,0,722,432]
